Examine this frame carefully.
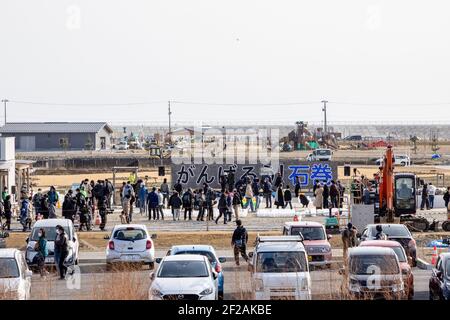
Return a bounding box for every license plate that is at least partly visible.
[45,257,55,263]
[122,255,138,261]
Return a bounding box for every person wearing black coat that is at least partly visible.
[294,177,301,198]
[323,184,330,209]
[444,187,450,209]
[54,225,69,280]
[62,191,76,222]
[215,193,228,225]
[231,220,249,266]
[275,185,285,209]
[329,181,339,209]
[283,186,293,209]
[169,192,182,221]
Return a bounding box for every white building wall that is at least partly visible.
[0,137,16,197]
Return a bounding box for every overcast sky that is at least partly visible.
[1,0,450,124]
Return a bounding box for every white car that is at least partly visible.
[248,236,312,300]
[376,155,410,166]
[149,255,219,300]
[106,224,156,270]
[0,249,32,300]
[116,141,129,150]
[25,219,79,267]
[306,149,333,162]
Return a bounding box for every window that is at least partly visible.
[0,258,20,278]
[173,251,216,264]
[350,255,400,275]
[256,252,307,273]
[158,261,209,278]
[113,228,147,241]
[31,227,71,241]
[290,227,325,240]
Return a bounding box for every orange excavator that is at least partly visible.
[377,146,429,231]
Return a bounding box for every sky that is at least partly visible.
[1,0,450,125]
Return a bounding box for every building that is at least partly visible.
[0,137,16,196]
[0,122,114,151]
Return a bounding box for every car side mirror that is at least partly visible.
[219,257,227,264]
[155,258,162,264]
[150,273,156,281]
[73,237,77,242]
[248,252,254,259]
[407,256,413,267]
[151,234,157,240]
[356,233,362,239]
[212,272,218,280]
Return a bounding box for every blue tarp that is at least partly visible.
[427,239,450,248]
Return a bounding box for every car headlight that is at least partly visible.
[321,246,331,253]
[200,287,214,296]
[254,279,264,292]
[151,288,162,297]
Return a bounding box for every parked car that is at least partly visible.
[376,155,411,167]
[341,247,404,300]
[429,253,450,300]
[166,245,226,300]
[359,240,414,299]
[283,221,332,268]
[116,141,129,150]
[149,255,219,300]
[344,135,363,141]
[0,249,32,300]
[359,224,417,266]
[25,219,79,268]
[106,224,156,270]
[306,149,333,162]
[248,236,311,300]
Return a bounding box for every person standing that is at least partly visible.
[54,225,69,280]
[428,183,437,209]
[147,187,159,220]
[275,184,285,209]
[139,182,148,216]
[182,189,194,220]
[294,177,301,198]
[168,191,182,221]
[205,186,216,221]
[32,189,43,219]
[322,184,330,209]
[420,184,430,210]
[2,187,8,202]
[330,181,339,209]
[251,178,261,212]
[160,179,170,208]
[283,185,293,209]
[34,228,49,278]
[231,220,249,266]
[104,179,114,210]
[342,223,358,260]
[244,179,255,213]
[19,197,32,232]
[444,187,450,209]
[47,186,59,219]
[196,189,206,221]
[263,178,273,209]
[62,190,76,222]
[215,192,228,225]
[3,195,11,230]
[157,189,165,220]
[314,184,324,210]
[232,189,242,220]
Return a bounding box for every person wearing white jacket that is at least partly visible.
[427,183,437,209]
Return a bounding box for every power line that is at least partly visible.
[7,100,166,106]
[329,101,450,106]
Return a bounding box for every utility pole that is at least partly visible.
[1,99,8,125]
[321,100,328,134]
[168,100,172,143]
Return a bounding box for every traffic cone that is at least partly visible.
[431,246,438,265]
[95,214,101,226]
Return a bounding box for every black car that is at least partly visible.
[429,253,450,300]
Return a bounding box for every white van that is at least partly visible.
[306,149,333,162]
[248,236,311,300]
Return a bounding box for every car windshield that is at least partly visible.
[0,258,19,278]
[290,227,325,241]
[158,261,209,278]
[391,247,407,262]
[31,227,71,241]
[256,252,307,273]
[113,228,147,241]
[396,178,414,200]
[350,255,399,275]
[316,150,331,156]
[370,226,410,238]
[173,251,216,264]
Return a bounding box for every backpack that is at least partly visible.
[182,193,191,205]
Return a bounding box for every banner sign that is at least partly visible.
[171,161,338,190]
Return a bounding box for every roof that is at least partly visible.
[0,248,19,258]
[113,224,147,231]
[284,221,323,228]
[0,122,113,134]
[170,245,215,253]
[257,242,306,253]
[33,219,73,228]
[163,255,207,262]
[359,240,403,248]
[349,247,397,256]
